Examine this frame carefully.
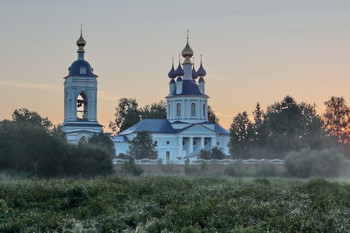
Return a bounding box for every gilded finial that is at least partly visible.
[76,25,86,53]
[200,54,203,63]
[181,30,194,63]
[178,54,181,63]
[172,56,174,65]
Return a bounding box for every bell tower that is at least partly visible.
[62,30,103,143]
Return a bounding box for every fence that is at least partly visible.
[112,158,284,166]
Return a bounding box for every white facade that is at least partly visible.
[112,38,230,162]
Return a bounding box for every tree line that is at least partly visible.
[229,96,350,158]
[1,95,350,178]
[0,108,113,178]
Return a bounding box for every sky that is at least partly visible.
[1,0,350,130]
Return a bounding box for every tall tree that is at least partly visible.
[252,102,264,142]
[208,106,219,124]
[140,100,167,119]
[128,131,158,159]
[110,98,140,133]
[88,132,116,157]
[229,111,254,157]
[12,108,52,132]
[323,96,350,143]
[262,96,323,157]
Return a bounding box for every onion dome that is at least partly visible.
[192,66,198,79]
[197,55,207,77]
[181,42,194,59]
[177,77,183,81]
[182,31,194,64]
[198,77,204,82]
[174,63,184,77]
[76,33,86,53]
[168,60,176,79]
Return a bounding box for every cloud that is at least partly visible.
[99,91,120,102]
[216,112,233,118]
[0,81,60,93]
[0,81,119,102]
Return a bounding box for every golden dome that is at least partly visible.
[181,41,194,59]
[76,33,86,53]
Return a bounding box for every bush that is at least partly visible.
[224,162,245,177]
[121,157,144,176]
[160,163,179,174]
[285,148,346,178]
[254,161,277,177]
[224,161,277,177]
[198,146,226,160]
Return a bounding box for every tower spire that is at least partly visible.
[76,25,86,59]
[181,30,194,64]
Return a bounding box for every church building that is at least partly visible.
[112,36,229,162]
[62,32,229,162]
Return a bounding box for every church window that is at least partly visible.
[154,140,158,146]
[204,140,208,146]
[77,93,88,120]
[177,103,181,116]
[166,140,170,145]
[78,136,87,144]
[80,66,87,74]
[193,141,196,145]
[216,142,220,146]
[191,103,196,116]
[166,151,170,161]
[203,104,206,117]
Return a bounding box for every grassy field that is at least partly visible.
[0,176,350,232]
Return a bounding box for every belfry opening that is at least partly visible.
[77,93,88,120]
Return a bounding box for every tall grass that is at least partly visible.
[0,176,350,232]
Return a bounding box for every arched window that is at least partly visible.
[78,136,87,144]
[203,104,206,117]
[177,103,181,116]
[80,66,87,74]
[77,93,88,120]
[191,103,196,116]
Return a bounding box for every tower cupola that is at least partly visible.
[168,58,177,79]
[174,59,184,77]
[196,55,207,77]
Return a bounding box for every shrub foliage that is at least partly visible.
[0,177,350,232]
[285,148,346,178]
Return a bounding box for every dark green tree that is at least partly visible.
[110,98,140,133]
[323,96,350,143]
[252,102,265,144]
[12,108,52,132]
[140,100,167,119]
[229,111,254,158]
[262,96,324,157]
[208,106,219,124]
[88,132,116,157]
[199,146,226,160]
[0,109,113,178]
[128,130,158,159]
